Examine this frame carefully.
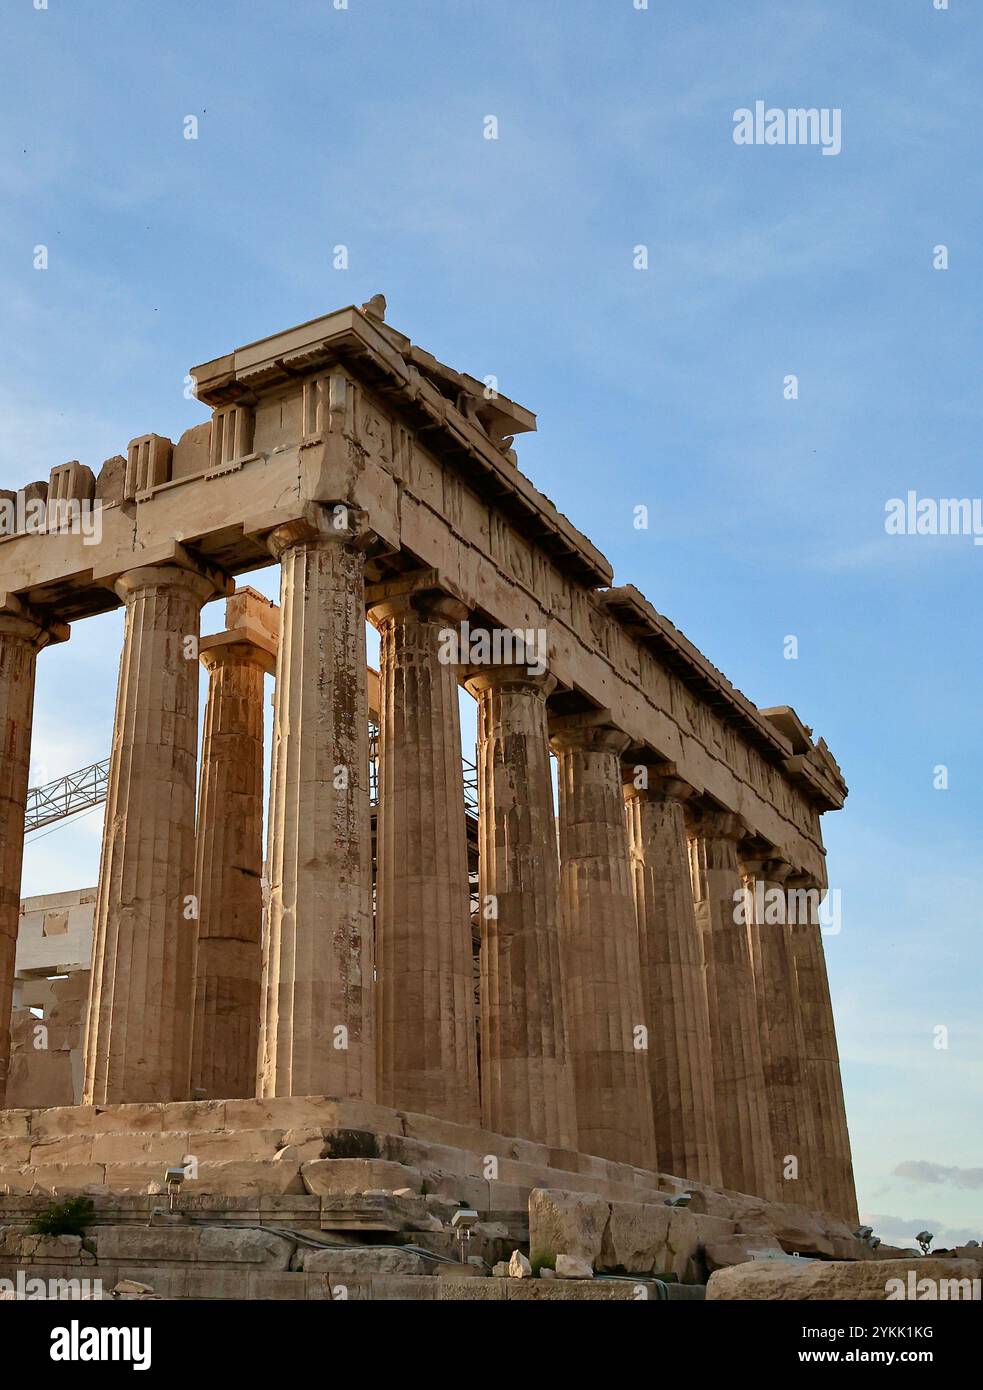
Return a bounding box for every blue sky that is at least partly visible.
[1,0,980,1245]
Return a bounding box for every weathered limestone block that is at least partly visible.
[0,1137,32,1165]
[2,1164,106,1194]
[94,1224,294,1269]
[395,1108,534,1160]
[528,1187,734,1280]
[171,421,212,481]
[707,1257,983,1301]
[736,1207,835,1259]
[528,1189,610,1267]
[259,507,375,1101]
[275,1140,325,1164]
[703,1234,784,1273]
[33,1103,165,1141]
[241,1270,310,1301]
[601,1201,668,1275]
[315,1191,459,1233]
[8,1045,78,1107]
[156,1267,251,1300]
[158,1098,225,1132]
[29,1133,96,1164]
[83,558,230,1105]
[381,1134,475,1178]
[505,1280,643,1301]
[308,1272,426,1301]
[688,808,776,1200]
[601,1204,732,1281]
[86,1132,196,1166]
[119,1159,305,1198]
[954,1245,983,1263]
[555,1253,593,1279]
[467,666,577,1149]
[176,1128,286,1162]
[198,1226,294,1268]
[221,1097,395,1135]
[369,579,478,1123]
[550,717,656,1168]
[0,1231,93,1264]
[95,455,126,504]
[112,1278,159,1300]
[300,1159,423,1197]
[707,1190,857,1258]
[624,769,721,1187]
[0,1111,31,1139]
[302,1246,428,1276]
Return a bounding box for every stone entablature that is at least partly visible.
[0,304,843,882]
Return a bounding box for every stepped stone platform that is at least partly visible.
[0,1096,874,1300]
[1,1094,695,1207]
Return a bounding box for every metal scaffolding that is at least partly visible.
[25,744,480,835]
[24,760,111,834]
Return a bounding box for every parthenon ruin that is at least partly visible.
[0,301,861,1297]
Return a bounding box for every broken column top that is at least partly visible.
[224,586,279,645]
[198,586,279,673]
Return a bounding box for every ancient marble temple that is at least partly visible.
[0,299,858,1228]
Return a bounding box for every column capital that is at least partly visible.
[786,871,824,896]
[267,503,373,560]
[548,710,630,757]
[0,595,69,650]
[364,569,469,625]
[740,854,794,885]
[113,554,232,608]
[686,803,747,841]
[623,760,697,804]
[365,568,468,627]
[199,631,276,677]
[464,666,557,700]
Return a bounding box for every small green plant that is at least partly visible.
[530,1254,555,1277]
[29,1196,95,1238]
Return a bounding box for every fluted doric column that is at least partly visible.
[84,557,229,1104]
[191,589,278,1100]
[786,874,859,1224]
[0,599,67,1108]
[368,576,479,1122]
[550,715,656,1168]
[743,856,821,1208]
[258,506,374,1100]
[467,665,577,1149]
[687,808,775,1198]
[625,767,721,1186]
